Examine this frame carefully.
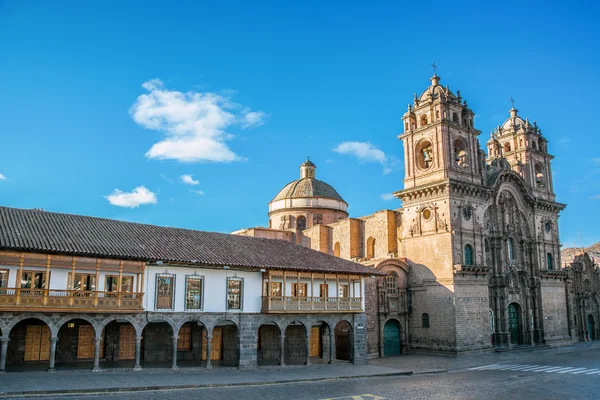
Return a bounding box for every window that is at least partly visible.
[185,275,204,310]
[105,275,133,293]
[227,277,243,311]
[422,313,430,328]
[507,238,515,261]
[366,237,376,259]
[178,325,192,351]
[334,242,341,257]
[320,283,329,298]
[155,273,175,310]
[454,138,469,168]
[271,282,282,297]
[452,113,458,123]
[21,271,47,289]
[296,216,307,230]
[0,269,8,288]
[292,282,308,298]
[339,284,349,299]
[504,142,511,153]
[420,115,428,126]
[547,253,553,271]
[68,273,96,291]
[386,273,397,295]
[464,244,474,266]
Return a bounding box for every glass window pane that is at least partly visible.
[0,270,8,288]
[185,276,203,310]
[227,278,243,310]
[121,276,133,292]
[156,275,175,310]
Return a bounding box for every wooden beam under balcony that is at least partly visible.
[0,288,144,313]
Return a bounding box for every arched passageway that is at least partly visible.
[141,321,173,367]
[308,321,332,363]
[383,319,401,356]
[6,318,52,372]
[284,322,307,365]
[175,321,207,368]
[257,323,281,366]
[204,321,238,367]
[334,321,352,362]
[55,318,100,367]
[508,303,523,345]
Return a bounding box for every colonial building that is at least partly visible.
[567,253,599,342]
[235,72,599,356]
[0,206,380,373]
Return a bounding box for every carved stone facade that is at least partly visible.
[236,72,598,355]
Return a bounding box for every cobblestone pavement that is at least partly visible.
[0,342,599,398]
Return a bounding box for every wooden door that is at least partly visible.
[309,326,321,357]
[77,325,95,359]
[24,325,50,361]
[201,327,223,360]
[119,325,136,360]
[383,320,401,357]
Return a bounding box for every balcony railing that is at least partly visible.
[0,288,144,312]
[261,296,363,313]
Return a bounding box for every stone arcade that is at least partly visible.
[0,207,381,372]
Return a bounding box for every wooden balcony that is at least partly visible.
[261,296,363,313]
[0,288,144,313]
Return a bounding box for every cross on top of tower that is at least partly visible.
[431,62,438,76]
[510,97,516,108]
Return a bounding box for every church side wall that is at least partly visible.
[541,279,571,343]
[454,276,493,353]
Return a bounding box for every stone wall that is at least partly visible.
[284,325,306,364]
[454,276,493,353]
[541,279,571,343]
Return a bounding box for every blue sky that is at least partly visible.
[0,0,599,248]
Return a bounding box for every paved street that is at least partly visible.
[1,344,599,399]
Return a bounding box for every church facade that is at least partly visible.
[235,72,598,356]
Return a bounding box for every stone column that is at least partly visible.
[304,331,311,366]
[48,337,58,373]
[279,334,285,366]
[0,337,9,374]
[171,336,179,370]
[134,336,142,371]
[92,337,101,371]
[328,332,334,364]
[205,335,212,369]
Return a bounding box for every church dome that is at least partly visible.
[272,178,346,203]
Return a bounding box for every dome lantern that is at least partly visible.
[300,157,316,179]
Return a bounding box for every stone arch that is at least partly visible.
[256,316,285,333]
[283,320,309,365]
[208,318,239,333]
[0,319,8,338]
[257,319,283,366]
[366,236,376,260]
[174,315,209,335]
[99,315,143,337]
[333,242,341,257]
[56,314,101,338]
[7,313,57,336]
[333,319,353,362]
[141,315,178,333]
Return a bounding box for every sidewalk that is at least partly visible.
[0,341,598,397]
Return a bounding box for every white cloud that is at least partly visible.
[381,193,395,201]
[0,173,6,180]
[333,141,392,174]
[160,174,174,183]
[130,79,265,163]
[105,186,157,208]
[591,194,600,200]
[181,174,199,185]
[189,189,205,195]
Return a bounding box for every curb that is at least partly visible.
[0,370,442,397]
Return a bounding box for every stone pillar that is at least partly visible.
[279,334,285,366]
[0,337,9,374]
[134,336,142,371]
[92,337,101,371]
[171,336,179,370]
[352,314,368,365]
[237,317,257,370]
[328,332,334,364]
[206,335,212,369]
[48,337,58,372]
[304,331,311,366]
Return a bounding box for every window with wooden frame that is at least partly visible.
[155,273,175,310]
[226,277,243,311]
[320,283,328,298]
[21,271,48,289]
[0,269,8,289]
[185,275,204,311]
[385,273,397,295]
[68,273,96,291]
[177,325,192,351]
[339,284,349,299]
[271,282,282,297]
[292,282,308,298]
[105,275,133,293]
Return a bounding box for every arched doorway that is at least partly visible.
[206,320,239,367]
[588,315,596,341]
[309,321,331,363]
[334,321,352,362]
[284,322,307,365]
[56,318,101,367]
[383,319,401,356]
[508,303,522,345]
[257,322,281,366]
[7,318,52,371]
[176,321,206,368]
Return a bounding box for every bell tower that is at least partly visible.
[486,103,556,201]
[399,72,485,190]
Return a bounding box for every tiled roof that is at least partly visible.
[272,178,347,203]
[0,206,381,275]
